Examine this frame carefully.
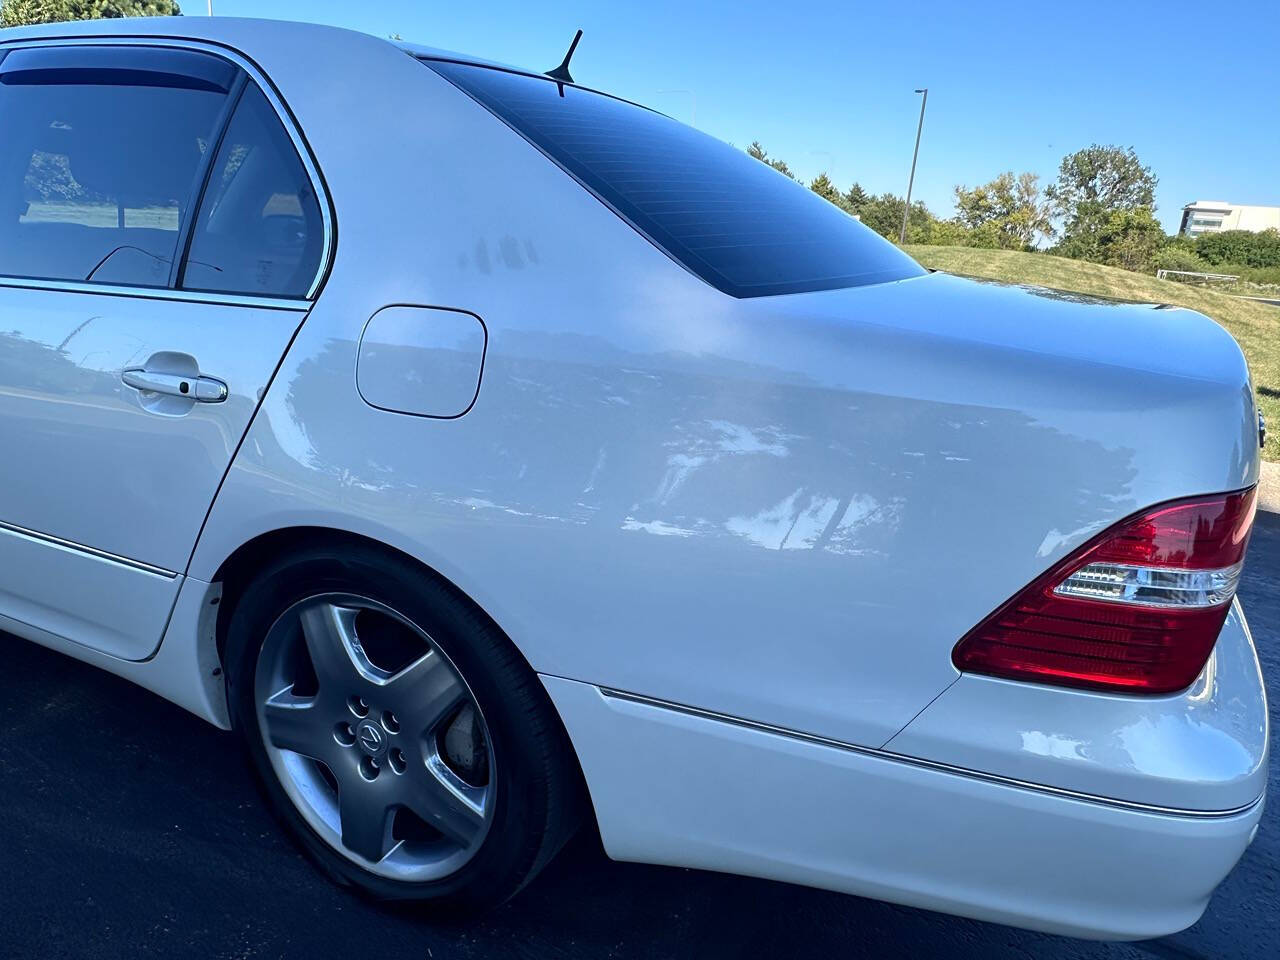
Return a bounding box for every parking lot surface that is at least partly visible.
[1,514,1276,960]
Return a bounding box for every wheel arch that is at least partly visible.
[205,523,598,837]
[210,526,511,672]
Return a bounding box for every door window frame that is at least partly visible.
[0,37,334,312]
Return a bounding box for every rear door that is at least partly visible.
[0,42,329,659]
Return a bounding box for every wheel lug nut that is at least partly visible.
[348,695,369,718]
[389,748,407,775]
[382,710,400,734]
[334,722,356,746]
[359,756,379,781]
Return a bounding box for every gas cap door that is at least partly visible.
[356,305,488,419]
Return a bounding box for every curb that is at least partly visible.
[1261,461,1280,515]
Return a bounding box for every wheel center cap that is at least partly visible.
[355,720,387,758]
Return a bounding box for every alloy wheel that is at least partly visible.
[253,593,496,881]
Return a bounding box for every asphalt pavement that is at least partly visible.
[2,514,1277,960]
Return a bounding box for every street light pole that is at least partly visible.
[899,88,927,245]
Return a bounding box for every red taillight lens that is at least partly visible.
[952,487,1257,694]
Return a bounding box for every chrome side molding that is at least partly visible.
[596,686,1263,820]
[0,519,178,579]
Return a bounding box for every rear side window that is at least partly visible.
[426,60,924,298]
[181,84,324,299]
[0,44,325,300]
[0,46,234,287]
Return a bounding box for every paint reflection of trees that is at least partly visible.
[286,330,1139,581]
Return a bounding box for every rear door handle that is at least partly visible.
[122,369,228,403]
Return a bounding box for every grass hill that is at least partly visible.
[904,245,1280,461]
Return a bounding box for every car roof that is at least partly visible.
[0,15,519,74]
[0,17,660,130]
[394,40,536,78]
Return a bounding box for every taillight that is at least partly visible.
[952,487,1257,694]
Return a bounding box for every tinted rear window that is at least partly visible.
[0,47,232,288]
[425,60,924,298]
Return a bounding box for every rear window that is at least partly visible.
[424,60,924,298]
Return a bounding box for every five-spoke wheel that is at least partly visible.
[255,594,495,879]
[226,543,580,907]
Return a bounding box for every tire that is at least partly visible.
[223,541,581,910]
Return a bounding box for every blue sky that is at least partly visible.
[206,0,1278,233]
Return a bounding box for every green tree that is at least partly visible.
[1,0,179,27]
[1046,144,1157,217]
[744,143,958,244]
[844,182,869,214]
[746,141,796,180]
[1045,144,1157,259]
[809,172,852,213]
[953,171,1052,249]
[855,192,941,242]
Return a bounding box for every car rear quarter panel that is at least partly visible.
[152,20,1261,756]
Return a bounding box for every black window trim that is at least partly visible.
[0,43,241,93]
[169,71,248,289]
[0,37,333,310]
[418,53,666,122]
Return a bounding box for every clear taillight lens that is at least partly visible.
[952,487,1257,694]
[1053,562,1243,607]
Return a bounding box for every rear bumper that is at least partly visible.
[887,598,1269,813]
[545,674,1264,940]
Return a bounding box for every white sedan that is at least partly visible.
[0,16,1266,940]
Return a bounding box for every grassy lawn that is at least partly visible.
[22,201,178,230]
[904,245,1280,461]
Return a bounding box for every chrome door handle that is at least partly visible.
[122,369,228,403]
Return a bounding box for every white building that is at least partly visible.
[1179,201,1280,237]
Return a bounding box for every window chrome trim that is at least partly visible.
[0,518,178,579]
[596,685,1264,820]
[0,35,334,304]
[0,275,309,312]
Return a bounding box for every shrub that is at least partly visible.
[1053,206,1165,273]
[1195,229,1280,268]
[1236,264,1280,286]
[1152,247,1210,274]
[964,221,1004,249]
[918,218,972,247]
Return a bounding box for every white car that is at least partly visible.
[0,17,1267,940]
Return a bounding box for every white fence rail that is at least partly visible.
[1156,269,1240,283]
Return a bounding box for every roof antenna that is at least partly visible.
[545,29,583,88]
